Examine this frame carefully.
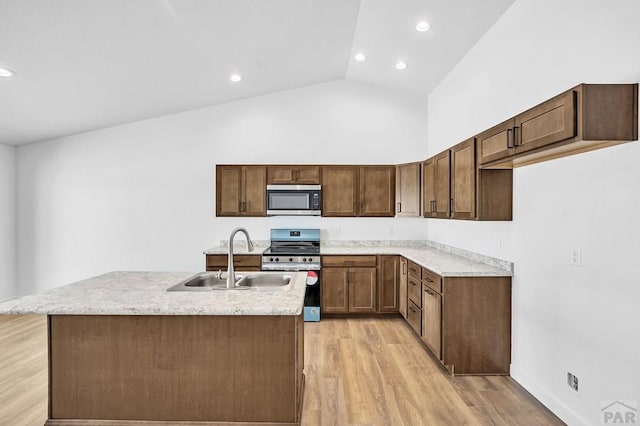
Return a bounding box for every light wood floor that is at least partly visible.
[0,315,564,426]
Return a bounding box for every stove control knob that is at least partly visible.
[275,257,279,262]
[269,257,274,262]
[303,258,307,262]
[289,257,293,262]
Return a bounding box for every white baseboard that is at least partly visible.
[511,363,590,426]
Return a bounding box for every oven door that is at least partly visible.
[266,185,321,216]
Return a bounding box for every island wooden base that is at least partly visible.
[46,314,304,425]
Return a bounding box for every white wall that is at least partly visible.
[16,80,428,295]
[426,0,640,424]
[0,144,16,300]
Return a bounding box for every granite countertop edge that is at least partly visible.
[0,271,307,316]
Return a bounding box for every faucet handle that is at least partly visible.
[215,269,224,280]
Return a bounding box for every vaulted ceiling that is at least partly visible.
[0,0,514,145]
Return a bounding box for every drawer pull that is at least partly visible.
[425,278,433,283]
[424,289,436,296]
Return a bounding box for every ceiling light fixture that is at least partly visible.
[416,21,430,32]
[354,53,366,62]
[229,74,242,82]
[395,61,408,71]
[0,67,15,78]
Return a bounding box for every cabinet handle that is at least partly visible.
[349,271,355,284]
[424,288,436,296]
[506,128,514,148]
[397,202,401,213]
[425,278,433,283]
[513,126,519,147]
[402,263,407,274]
[450,198,454,214]
[410,306,416,313]
[241,201,247,212]
[360,201,364,213]
[431,200,436,212]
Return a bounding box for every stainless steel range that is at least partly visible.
[262,229,321,321]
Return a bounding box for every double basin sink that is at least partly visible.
[167,271,292,292]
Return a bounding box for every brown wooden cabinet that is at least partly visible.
[360,166,395,217]
[206,254,261,272]
[398,257,408,319]
[267,165,320,184]
[395,163,421,217]
[423,152,450,218]
[479,84,638,169]
[423,141,512,221]
[322,166,395,217]
[451,139,476,219]
[321,166,358,217]
[377,255,399,313]
[322,256,377,313]
[403,262,512,376]
[422,285,442,360]
[216,165,266,216]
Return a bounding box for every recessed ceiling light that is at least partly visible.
[229,74,242,82]
[395,61,408,71]
[0,67,15,78]
[416,21,430,32]
[354,53,366,62]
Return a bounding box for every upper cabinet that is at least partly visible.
[359,166,395,217]
[395,162,421,217]
[321,166,359,216]
[216,165,266,216]
[424,140,512,221]
[422,151,451,218]
[267,165,320,184]
[322,166,395,217]
[479,84,638,169]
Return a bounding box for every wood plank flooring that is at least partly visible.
[301,316,564,426]
[0,315,564,426]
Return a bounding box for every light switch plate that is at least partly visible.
[569,247,581,267]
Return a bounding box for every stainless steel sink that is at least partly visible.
[167,272,292,292]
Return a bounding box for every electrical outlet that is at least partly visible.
[569,247,581,267]
[567,372,579,391]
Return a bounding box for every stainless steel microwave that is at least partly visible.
[266,185,321,216]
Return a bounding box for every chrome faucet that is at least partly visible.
[227,227,254,288]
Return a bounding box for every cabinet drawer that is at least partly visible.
[407,300,422,336]
[322,255,377,268]
[407,261,422,279]
[206,255,261,269]
[408,275,422,309]
[422,268,442,293]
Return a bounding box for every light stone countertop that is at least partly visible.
[204,241,513,277]
[0,271,308,316]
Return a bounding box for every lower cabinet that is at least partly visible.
[205,254,261,272]
[377,255,400,313]
[321,256,377,313]
[403,265,512,375]
[398,257,408,319]
[421,285,442,360]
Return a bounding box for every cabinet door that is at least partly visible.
[322,166,358,217]
[399,258,408,319]
[451,139,476,219]
[515,90,577,154]
[422,286,442,360]
[267,166,320,184]
[377,256,399,313]
[477,119,515,165]
[242,166,266,216]
[434,151,451,218]
[359,166,395,217]
[349,267,377,313]
[321,268,349,313]
[216,166,243,216]
[422,158,436,217]
[396,163,421,217]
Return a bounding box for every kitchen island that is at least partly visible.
[0,271,308,426]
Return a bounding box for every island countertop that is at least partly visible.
[0,271,308,316]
